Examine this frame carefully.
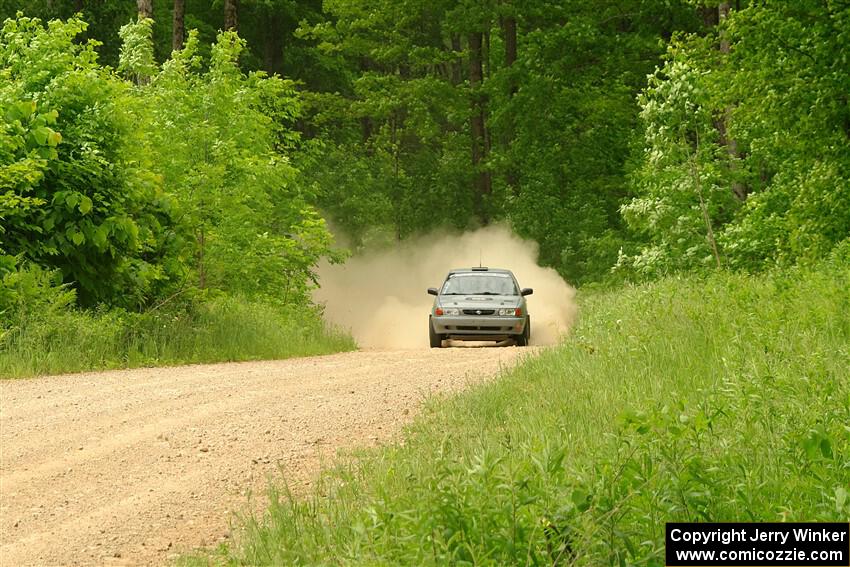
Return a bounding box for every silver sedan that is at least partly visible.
[427,267,532,347]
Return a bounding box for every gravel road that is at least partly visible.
[0,347,529,566]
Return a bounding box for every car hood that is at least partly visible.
[438,295,521,309]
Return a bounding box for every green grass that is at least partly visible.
[0,296,356,378]
[187,264,850,565]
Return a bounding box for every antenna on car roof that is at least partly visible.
[479,248,482,268]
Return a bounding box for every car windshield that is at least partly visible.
[441,273,518,296]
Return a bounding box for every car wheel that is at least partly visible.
[429,317,443,348]
[516,316,530,346]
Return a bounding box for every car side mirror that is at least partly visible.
[427,287,438,296]
[521,288,533,296]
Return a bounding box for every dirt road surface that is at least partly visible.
[0,347,530,566]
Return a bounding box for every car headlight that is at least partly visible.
[442,307,460,316]
[498,307,520,316]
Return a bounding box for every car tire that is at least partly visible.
[516,316,530,346]
[429,317,443,348]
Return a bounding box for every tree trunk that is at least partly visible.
[468,31,491,224]
[263,9,282,75]
[450,35,463,85]
[718,1,732,53]
[700,4,718,27]
[691,132,722,269]
[224,0,239,32]
[469,31,483,88]
[172,0,185,51]
[501,14,519,193]
[503,17,517,77]
[137,0,152,19]
[483,29,491,79]
[694,162,723,269]
[716,1,747,201]
[390,114,403,241]
[197,228,206,289]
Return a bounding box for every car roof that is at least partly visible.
[447,267,514,276]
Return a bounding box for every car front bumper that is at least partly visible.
[432,315,526,340]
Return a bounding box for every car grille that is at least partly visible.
[462,309,495,315]
[456,325,504,331]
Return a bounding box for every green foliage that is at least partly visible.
[290,0,708,283]
[623,0,850,275]
[0,99,57,244]
[7,1,846,283]
[1,14,339,311]
[717,0,850,267]
[118,17,157,84]
[0,260,76,339]
[202,265,849,565]
[295,0,482,246]
[496,2,700,283]
[621,56,737,275]
[137,29,338,303]
[0,15,179,307]
[0,13,351,375]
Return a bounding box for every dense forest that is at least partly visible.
[1,0,848,369]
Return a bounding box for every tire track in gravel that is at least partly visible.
[0,347,532,566]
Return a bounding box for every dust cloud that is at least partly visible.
[314,225,577,349]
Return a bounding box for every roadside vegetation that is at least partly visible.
[0,291,354,378]
[0,16,353,377]
[189,254,849,565]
